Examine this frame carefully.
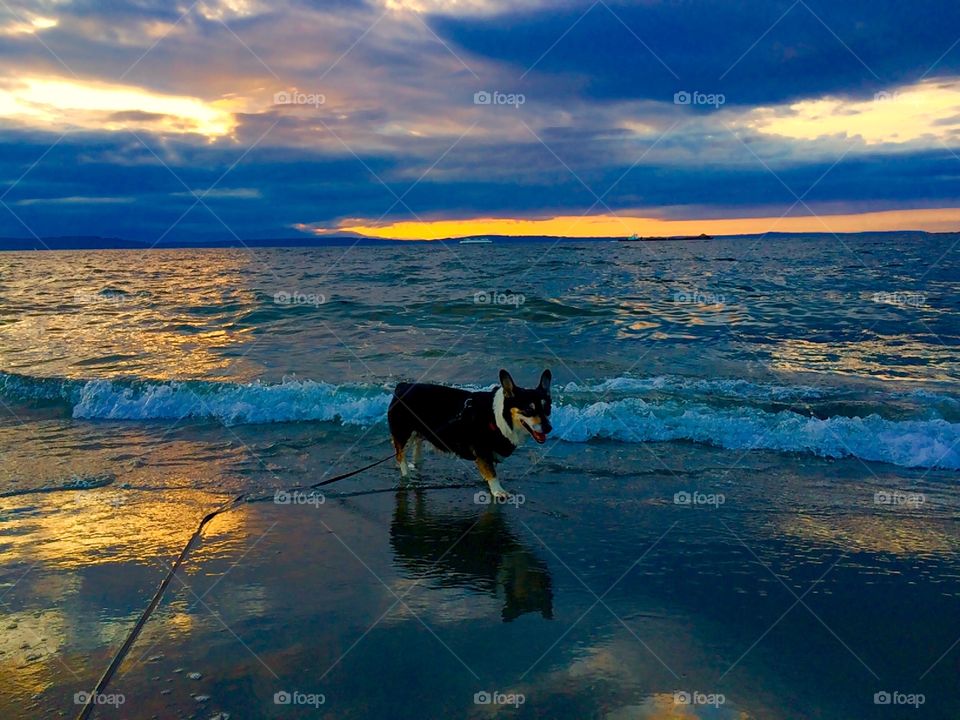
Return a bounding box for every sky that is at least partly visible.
[1,0,960,241]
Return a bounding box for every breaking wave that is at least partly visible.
[1,371,958,470]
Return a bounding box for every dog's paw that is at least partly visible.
[487,480,509,502]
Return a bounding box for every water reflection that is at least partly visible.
[389,492,554,622]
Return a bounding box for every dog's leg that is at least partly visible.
[409,434,423,474]
[392,435,409,479]
[476,457,508,500]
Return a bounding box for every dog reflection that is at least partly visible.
[390,492,553,622]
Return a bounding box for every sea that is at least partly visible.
[1,234,958,719]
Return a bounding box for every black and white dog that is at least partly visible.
[387,369,552,499]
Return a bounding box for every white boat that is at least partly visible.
[459,237,493,245]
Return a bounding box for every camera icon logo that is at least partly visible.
[274,91,292,105]
[274,490,291,505]
[474,90,492,105]
[73,692,91,705]
[674,491,692,505]
[274,690,292,705]
[474,491,491,505]
[474,691,492,704]
[674,691,692,704]
[873,691,891,705]
[674,90,692,105]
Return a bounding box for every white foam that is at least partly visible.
[551,399,960,469]
[3,371,958,470]
[71,377,391,426]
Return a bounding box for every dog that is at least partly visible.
[387,369,552,499]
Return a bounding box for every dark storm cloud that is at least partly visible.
[431,0,960,106]
[3,125,959,241]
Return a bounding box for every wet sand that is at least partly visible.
[2,432,958,719]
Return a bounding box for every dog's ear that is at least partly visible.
[538,368,552,394]
[499,369,516,398]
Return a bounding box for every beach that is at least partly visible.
[2,235,959,719]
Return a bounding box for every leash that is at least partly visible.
[75,452,394,720]
[75,396,547,718]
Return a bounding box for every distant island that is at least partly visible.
[618,233,713,242]
[0,230,954,251]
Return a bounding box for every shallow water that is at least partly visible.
[1,235,958,719]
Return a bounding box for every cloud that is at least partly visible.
[0,75,242,138]
[0,13,57,36]
[170,187,262,199]
[0,0,958,239]
[745,78,960,145]
[380,0,552,16]
[14,196,134,206]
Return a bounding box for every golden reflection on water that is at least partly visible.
[770,337,955,383]
[605,695,752,719]
[0,490,253,712]
[506,632,761,720]
[0,608,71,699]
[0,250,264,380]
[0,487,246,569]
[778,512,959,556]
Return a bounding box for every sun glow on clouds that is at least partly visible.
[321,207,960,240]
[382,0,544,15]
[748,78,960,145]
[0,76,240,138]
[0,14,57,35]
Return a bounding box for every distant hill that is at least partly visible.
[0,230,953,251]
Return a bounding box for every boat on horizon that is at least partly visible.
[459,237,493,245]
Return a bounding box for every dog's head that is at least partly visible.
[499,368,552,444]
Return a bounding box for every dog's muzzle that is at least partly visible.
[521,418,550,444]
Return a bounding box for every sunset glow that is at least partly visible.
[0,75,240,138]
[329,207,960,240]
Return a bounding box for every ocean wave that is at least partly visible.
[1,371,957,469]
[0,371,390,426]
[552,399,960,469]
[560,376,827,401]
